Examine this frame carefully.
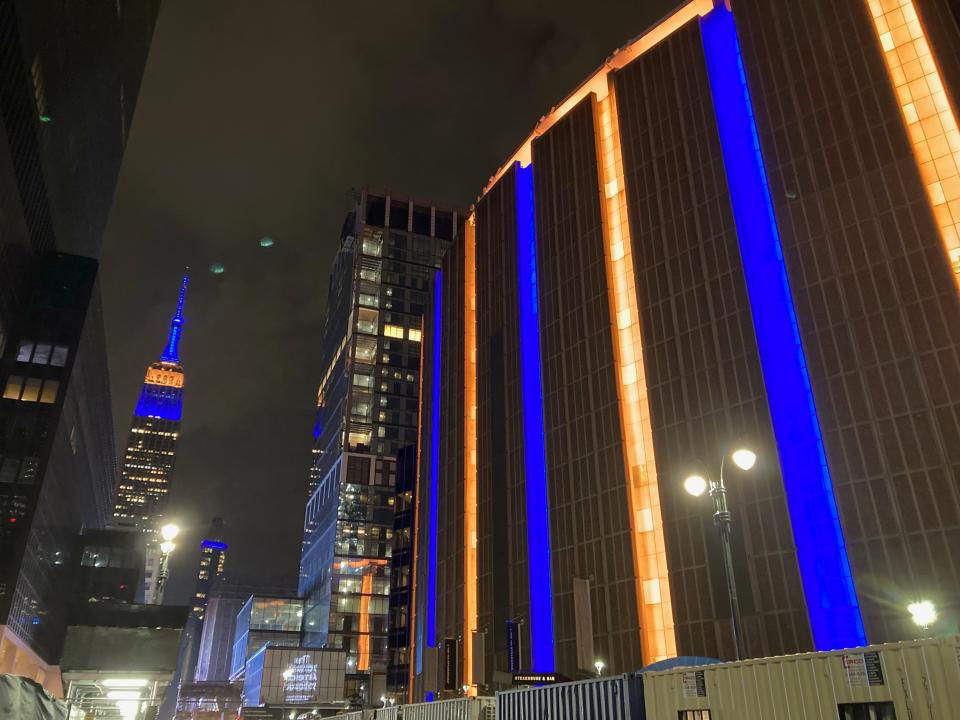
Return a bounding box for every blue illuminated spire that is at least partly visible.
[160,273,189,363]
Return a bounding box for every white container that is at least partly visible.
[496,675,645,720]
[642,636,960,720]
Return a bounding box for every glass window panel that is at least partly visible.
[40,380,59,404]
[50,346,68,367]
[20,377,41,402]
[3,376,23,400]
[16,341,33,362]
[32,343,51,365]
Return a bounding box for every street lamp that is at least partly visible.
[155,523,179,604]
[380,696,387,708]
[683,448,756,661]
[594,660,606,677]
[907,601,937,631]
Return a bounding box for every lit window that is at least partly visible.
[40,380,59,404]
[356,308,379,334]
[16,342,33,362]
[353,374,374,389]
[407,329,422,342]
[383,324,404,339]
[32,343,51,365]
[2,376,23,400]
[358,293,379,308]
[20,378,41,402]
[50,345,70,367]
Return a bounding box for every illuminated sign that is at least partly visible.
[512,672,567,685]
[283,654,317,703]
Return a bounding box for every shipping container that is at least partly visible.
[642,636,960,720]
[374,706,401,720]
[400,696,494,720]
[496,674,645,720]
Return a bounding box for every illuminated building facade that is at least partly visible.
[190,517,228,620]
[299,191,460,684]
[113,275,188,604]
[409,0,960,698]
[0,0,159,678]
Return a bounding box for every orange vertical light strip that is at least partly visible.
[867,0,960,287]
[408,317,425,702]
[594,85,676,664]
[463,217,478,695]
[357,569,374,670]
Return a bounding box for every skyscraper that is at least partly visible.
[114,274,189,604]
[409,0,960,700]
[114,274,188,532]
[0,0,160,683]
[191,518,228,620]
[300,190,461,682]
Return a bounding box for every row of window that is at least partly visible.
[16,341,68,367]
[2,376,59,404]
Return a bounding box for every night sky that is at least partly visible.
[101,0,674,604]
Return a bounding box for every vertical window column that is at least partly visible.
[594,86,677,665]
[514,163,556,672]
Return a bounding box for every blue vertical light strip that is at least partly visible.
[514,163,556,671]
[425,269,442,655]
[700,6,866,650]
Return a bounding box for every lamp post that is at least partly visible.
[156,523,179,604]
[593,660,605,677]
[684,448,756,661]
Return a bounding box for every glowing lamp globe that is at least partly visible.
[684,474,708,497]
[731,448,757,471]
[907,600,937,628]
[160,524,179,541]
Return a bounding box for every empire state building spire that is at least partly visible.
[160,273,188,362]
[114,273,191,540]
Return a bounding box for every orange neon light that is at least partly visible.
[594,86,676,664]
[868,0,960,286]
[482,0,713,195]
[463,217,478,694]
[408,316,425,701]
[357,570,374,671]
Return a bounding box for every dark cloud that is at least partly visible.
[101,0,675,602]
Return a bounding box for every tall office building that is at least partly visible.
[409,0,960,700]
[300,191,461,681]
[0,0,160,682]
[114,274,188,531]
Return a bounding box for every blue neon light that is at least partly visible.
[701,6,865,650]
[425,269,442,655]
[514,163,555,671]
[201,539,228,551]
[161,275,189,363]
[134,385,183,422]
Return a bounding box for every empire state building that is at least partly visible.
[114,275,188,531]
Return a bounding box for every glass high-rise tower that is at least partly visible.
[300,190,461,683]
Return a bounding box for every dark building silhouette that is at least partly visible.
[0,0,160,681]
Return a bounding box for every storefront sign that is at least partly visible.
[512,672,566,685]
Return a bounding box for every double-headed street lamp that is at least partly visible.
[156,523,179,604]
[683,448,757,661]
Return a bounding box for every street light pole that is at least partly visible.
[712,453,745,662]
[684,449,755,662]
